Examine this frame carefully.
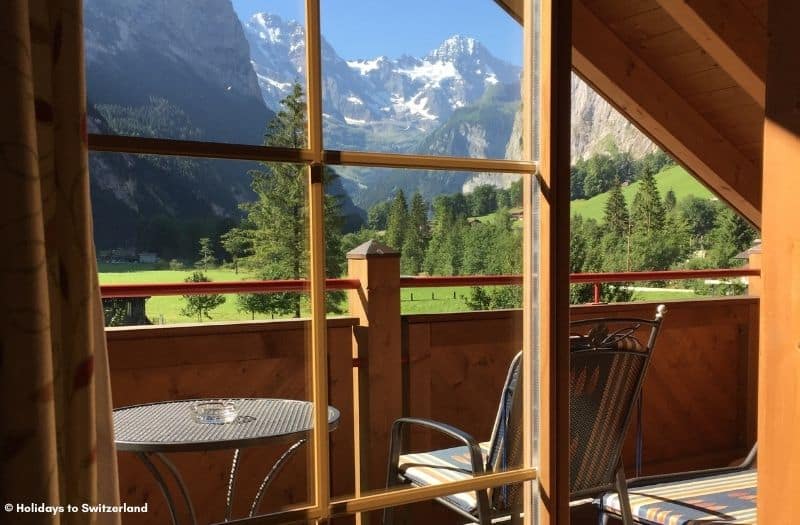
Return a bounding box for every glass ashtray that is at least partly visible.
[192,401,238,425]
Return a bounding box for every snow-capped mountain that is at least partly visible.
[243,13,521,151]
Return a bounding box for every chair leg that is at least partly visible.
[383,501,394,525]
[614,462,635,525]
[384,423,405,525]
[475,488,491,525]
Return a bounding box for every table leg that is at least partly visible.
[225,448,241,522]
[154,453,197,525]
[249,439,307,517]
[137,452,180,525]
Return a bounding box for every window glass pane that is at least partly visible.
[319,0,523,160]
[328,167,523,315]
[83,0,306,146]
[91,154,317,324]
[323,167,527,514]
[96,153,317,521]
[568,77,761,304]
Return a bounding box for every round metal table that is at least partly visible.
[114,398,340,524]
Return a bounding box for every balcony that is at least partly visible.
[104,257,760,524]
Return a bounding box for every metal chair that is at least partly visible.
[599,445,757,524]
[384,305,667,525]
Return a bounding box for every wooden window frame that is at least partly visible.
[87,0,573,522]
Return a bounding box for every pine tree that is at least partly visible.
[708,208,757,267]
[451,192,469,218]
[678,196,718,250]
[401,192,429,274]
[507,178,523,207]
[180,271,225,321]
[631,172,666,234]
[196,237,216,270]
[409,192,430,244]
[604,183,630,237]
[236,82,344,318]
[467,185,497,216]
[664,189,677,211]
[401,227,425,275]
[425,195,457,275]
[220,228,252,274]
[367,200,391,230]
[385,189,408,251]
[464,210,522,310]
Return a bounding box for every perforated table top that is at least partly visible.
[114,398,339,452]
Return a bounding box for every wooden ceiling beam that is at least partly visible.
[572,0,761,225]
[494,0,522,23]
[654,0,767,107]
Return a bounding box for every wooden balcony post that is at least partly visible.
[346,241,402,510]
[745,241,762,296]
[759,2,800,520]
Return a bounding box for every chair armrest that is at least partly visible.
[386,417,486,489]
[393,417,481,450]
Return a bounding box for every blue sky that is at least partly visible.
[230,0,522,65]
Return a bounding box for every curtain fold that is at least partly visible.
[1,1,120,523]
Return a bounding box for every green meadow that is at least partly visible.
[570,165,713,222]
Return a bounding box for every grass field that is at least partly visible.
[630,288,696,301]
[570,166,714,222]
[400,286,474,314]
[99,265,272,323]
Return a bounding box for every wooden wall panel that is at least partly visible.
[405,311,524,452]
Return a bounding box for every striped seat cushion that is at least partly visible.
[602,470,757,524]
[398,442,492,513]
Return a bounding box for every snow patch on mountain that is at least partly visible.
[346,57,385,75]
[397,60,459,86]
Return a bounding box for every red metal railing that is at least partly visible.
[568,268,759,283]
[101,278,360,298]
[569,268,759,304]
[399,275,523,287]
[100,268,758,299]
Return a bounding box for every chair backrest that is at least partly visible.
[569,306,665,497]
[483,305,666,511]
[485,351,524,511]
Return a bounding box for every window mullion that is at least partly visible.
[304,0,330,518]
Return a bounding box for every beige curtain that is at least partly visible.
[1,1,120,523]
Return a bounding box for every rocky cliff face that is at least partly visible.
[462,74,656,193]
[84,0,270,144]
[571,74,655,161]
[499,74,656,163]
[83,0,274,249]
